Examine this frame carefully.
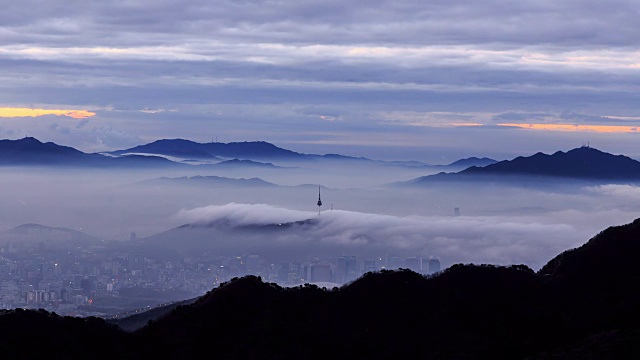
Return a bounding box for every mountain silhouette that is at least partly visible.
[446,156,497,168]
[134,218,320,259]
[5,218,640,358]
[133,218,640,358]
[0,137,182,168]
[387,156,497,170]
[208,158,283,169]
[401,146,640,185]
[463,146,640,179]
[0,223,103,250]
[0,136,500,170]
[110,138,389,163]
[110,139,306,161]
[139,175,278,187]
[110,137,504,170]
[0,137,90,165]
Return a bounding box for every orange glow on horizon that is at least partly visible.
[498,123,640,133]
[0,108,96,119]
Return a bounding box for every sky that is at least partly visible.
[1,0,640,163]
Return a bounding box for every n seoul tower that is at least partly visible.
[317,186,323,215]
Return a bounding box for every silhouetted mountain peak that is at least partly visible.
[539,217,640,279]
[1,223,101,248]
[0,137,82,154]
[0,137,190,168]
[214,158,278,167]
[340,268,428,295]
[404,147,640,185]
[7,223,71,234]
[148,138,197,146]
[141,175,277,188]
[17,136,40,143]
[182,217,319,231]
[111,139,305,161]
[445,156,497,168]
[193,275,281,310]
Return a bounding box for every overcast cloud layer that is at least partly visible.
[0,1,639,161]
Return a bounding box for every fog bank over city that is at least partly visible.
[1,154,639,271]
[1,137,640,318]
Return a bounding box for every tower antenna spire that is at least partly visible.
[317,186,323,215]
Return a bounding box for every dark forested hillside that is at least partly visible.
[5,218,640,359]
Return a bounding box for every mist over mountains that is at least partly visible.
[0,137,180,168]
[1,138,639,266]
[0,136,497,171]
[140,175,279,188]
[3,137,640,318]
[0,223,103,252]
[4,136,637,188]
[1,136,640,358]
[5,0,640,356]
[110,139,305,161]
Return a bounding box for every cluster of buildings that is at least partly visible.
[0,247,442,317]
[0,222,442,317]
[297,255,441,284]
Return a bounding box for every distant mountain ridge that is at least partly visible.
[384,156,497,169]
[0,223,102,249]
[109,138,496,168]
[134,217,321,259]
[0,137,90,165]
[0,137,499,170]
[0,137,181,168]
[6,223,88,236]
[446,156,497,168]
[463,146,640,179]
[110,139,306,161]
[401,146,640,185]
[140,175,278,187]
[208,158,282,169]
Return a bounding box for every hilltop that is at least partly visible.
[400,146,640,186]
[0,137,180,168]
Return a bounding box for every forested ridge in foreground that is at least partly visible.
[5,218,640,359]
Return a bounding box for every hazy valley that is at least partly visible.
[2,138,640,317]
[4,2,640,357]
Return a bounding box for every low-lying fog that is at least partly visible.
[1,161,639,271]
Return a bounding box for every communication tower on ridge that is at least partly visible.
[317,186,323,215]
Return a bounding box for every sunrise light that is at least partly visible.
[0,107,96,119]
[497,123,640,133]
